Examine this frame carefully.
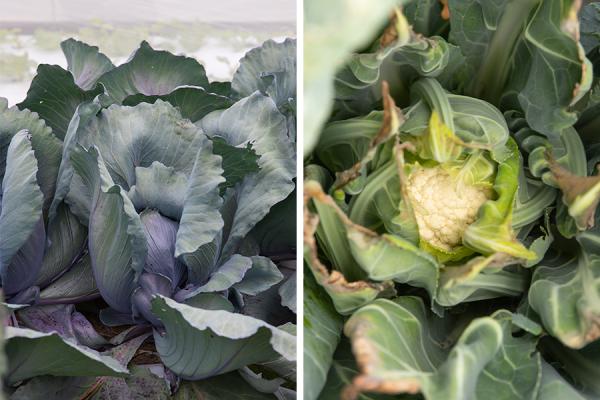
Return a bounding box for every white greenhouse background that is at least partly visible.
[0,0,296,105]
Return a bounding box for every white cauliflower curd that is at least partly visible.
[405,165,491,251]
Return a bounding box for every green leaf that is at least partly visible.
[61,38,115,91]
[346,228,439,300]
[536,360,586,400]
[303,268,343,400]
[0,131,44,296]
[316,111,384,173]
[404,0,448,37]
[211,137,260,191]
[18,65,103,140]
[540,337,600,397]
[98,41,209,104]
[309,181,366,282]
[529,249,600,349]
[4,327,127,386]
[448,0,591,138]
[199,93,295,259]
[122,86,233,122]
[304,182,396,315]
[304,0,399,155]
[343,298,541,399]
[318,340,400,400]
[436,256,529,307]
[70,146,146,314]
[151,296,296,380]
[463,139,537,260]
[250,189,296,255]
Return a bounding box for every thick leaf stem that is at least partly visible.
[470,0,541,104]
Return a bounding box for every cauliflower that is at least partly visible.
[405,165,491,251]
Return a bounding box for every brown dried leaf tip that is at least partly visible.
[547,151,600,230]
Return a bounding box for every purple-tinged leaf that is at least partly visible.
[3,217,46,297]
[140,210,184,289]
[132,272,172,326]
[70,146,147,314]
[9,286,40,306]
[18,304,107,349]
[98,41,209,104]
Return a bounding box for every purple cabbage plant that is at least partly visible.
[0,38,296,398]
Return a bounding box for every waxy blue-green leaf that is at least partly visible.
[0,98,62,211]
[0,131,44,296]
[127,162,188,221]
[98,41,209,104]
[4,326,127,386]
[178,254,252,298]
[61,38,115,91]
[35,203,86,288]
[8,335,155,400]
[233,39,296,112]
[76,100,207,189]
[199,93,295,259]
[49,98,102,222]
[233,256,284,296]
[38,253,98,305]
[70,146,146,314]
[279,271,296,314]
[174,132,225,259]
[151,296,296,380]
